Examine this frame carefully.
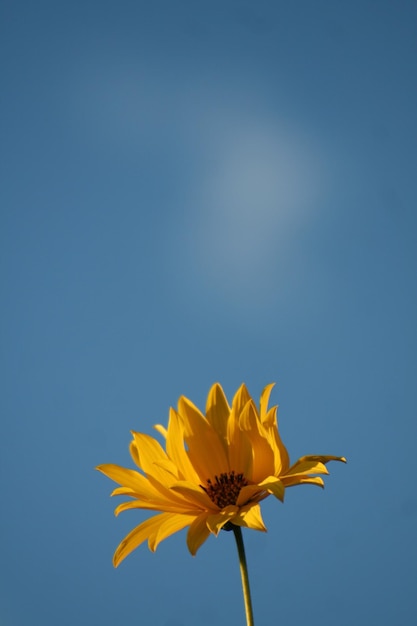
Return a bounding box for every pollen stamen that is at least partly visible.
[201,471,248,509]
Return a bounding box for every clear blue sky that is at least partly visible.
[1,1,416,625]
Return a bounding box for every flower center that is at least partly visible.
[201,471,248,509]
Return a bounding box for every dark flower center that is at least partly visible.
[201,471,248,509]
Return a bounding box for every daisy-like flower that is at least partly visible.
[97,383,345,567]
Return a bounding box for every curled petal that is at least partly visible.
[259,383,275,420]
[286,455,346,477]
[258,476,285,502]
[236,484,265,506]
[153,424,167,438]
[281,475,325,488]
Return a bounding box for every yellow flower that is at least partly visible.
[97,383,346,566]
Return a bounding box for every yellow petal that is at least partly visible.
[236,483,266,506]
[114,499,200,516]
[148,513,197,552]
[262,406,277,428]
[232,503,267,532]
[239,400,275,482]
[152,458,182,479]
[98,463,184,509]
[227,407,253,478]
[235,477,284,506]
[165,408,200,483]
[153,424,167,438]
[113,513,171,566]
[96,464,149,493]
[205,383,230,449]
[145,473,202,509]
[131,431,179,483]
[285,455,346,478]
[258,476,285,502]
[265,408,290,474]
[231,384,252,418]
[178,395,229,481]
[285,459,329,477]
[281,475,325,488]
[110,486,136,497]
[292,454,346,466]
[281,458,346,489]
[170,480,218,510]
[187,513,211,555]
[129,439,141,468]
[259,383,275,419]
[206,506,239,534]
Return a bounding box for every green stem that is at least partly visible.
[233,525,255,626]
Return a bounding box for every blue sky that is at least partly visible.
[1,1,416,625]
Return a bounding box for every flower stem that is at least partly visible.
[233,525,255,626]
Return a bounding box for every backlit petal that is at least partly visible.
[178,395,229,481]
[165,408,200,483]
[206,383,230,449]
[264,406,290,474]
[239,400,275,482]
[131,431,179,483]
[231,384,252,418]
[227,407,253,478]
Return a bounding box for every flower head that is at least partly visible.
[97,383,345,566]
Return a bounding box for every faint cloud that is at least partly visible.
[69,62,329,313]
[187,113,326,301]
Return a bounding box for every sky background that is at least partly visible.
[1,1,416,625]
